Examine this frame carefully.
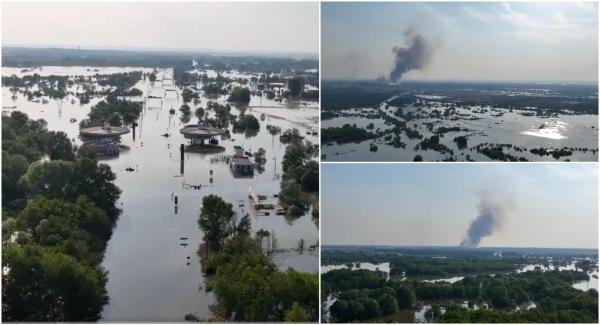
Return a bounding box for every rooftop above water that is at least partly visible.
[180,124,226,138]
[80,122,130,137]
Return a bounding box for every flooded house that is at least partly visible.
[229,145,254,176]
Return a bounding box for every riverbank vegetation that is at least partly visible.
[278,129,319,218]
[194,195,318,322]
[2,112,121,321]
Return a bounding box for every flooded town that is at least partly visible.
[2,53,319,321]
[1,1,319,322]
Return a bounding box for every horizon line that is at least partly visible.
[323,244,599,251]
[322,78,599,86]
[1,44,319,60]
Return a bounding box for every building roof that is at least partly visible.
[80,123,130,137]
[180,125,226,138]
[230,156,253,165]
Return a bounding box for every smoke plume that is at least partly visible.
[460,193,511,248]
[389,28,433,82]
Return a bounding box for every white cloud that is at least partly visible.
[463,6,495,22]
[499,3,541,29]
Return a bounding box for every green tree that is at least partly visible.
[195,107,205,120]
[26,158,121,221]
[227,87,251,104]
[287,77,304,98]
[2,152,29,208]
[491,285,511,309]
[47,131,75,161]
[378,293,399,315]
[2,244,108,322]
[362,297,381,318]
[300,161,319,193]
[279,179,302,209]
[396,285,416,309]
[284,302,310,322]
[198,195,235,248]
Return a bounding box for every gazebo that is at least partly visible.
[180,125,226,146]
[78,123,129,158]
[80,122,130,140]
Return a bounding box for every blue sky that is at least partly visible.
[322,2,598,82]
[322,164,598,248]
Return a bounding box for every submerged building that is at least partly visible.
[78,122,129,158]
[80,122,130,140]
[229,145,254,176]
[180,124,226,146]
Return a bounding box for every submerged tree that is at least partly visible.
[197,195,235,249]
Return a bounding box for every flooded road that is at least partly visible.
[2,66,319,321]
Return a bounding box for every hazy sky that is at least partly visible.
[322,2,598,82]
[322,164,598,249]
[2,2,318,54]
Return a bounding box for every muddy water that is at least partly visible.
[2,67,319,321]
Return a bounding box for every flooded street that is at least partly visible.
[2,67,319,321]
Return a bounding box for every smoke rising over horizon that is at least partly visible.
[389,28,433,82]
[460,193,511,248]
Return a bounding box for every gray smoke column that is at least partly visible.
[461,193,510,248]
[389,28,433,82]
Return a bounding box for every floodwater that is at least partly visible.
[2,66,319,321]
[321,262,391,280]
[516,261,599,292]
[422,276,464,284]
[321,259,597,322]
[322,97,598,162]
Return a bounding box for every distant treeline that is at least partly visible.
[321,80,598,114]
[2,47,318,74]
[321,80,400,110]
[322,246,598,267]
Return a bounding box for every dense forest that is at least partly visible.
[2,112,122,321]
[323,267,597,323]
[321,246,598,323]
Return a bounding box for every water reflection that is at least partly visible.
[521,120,568,140]
[322,99,598,161]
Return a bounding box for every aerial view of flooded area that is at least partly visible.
[321,2,598,162]
[321,80,598,162]
[1,2,319,322]
[321,164,599,323]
